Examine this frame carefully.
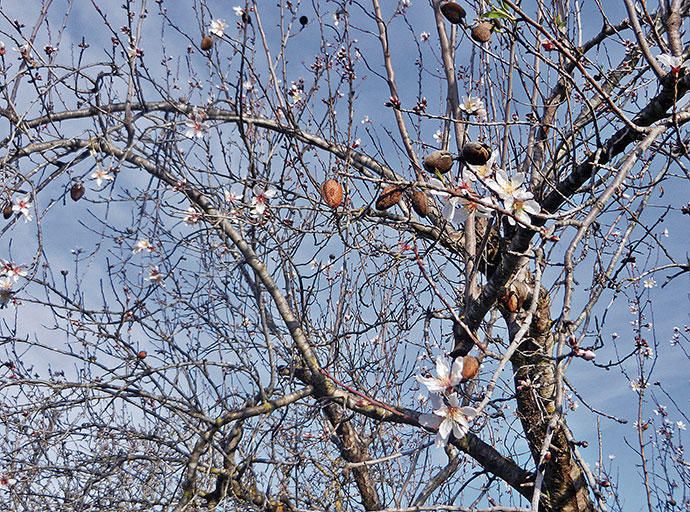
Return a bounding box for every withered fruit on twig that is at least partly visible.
[471,21,493,43]
[70,182,85,202]
[410,190,429,217]
[200,35,213,51]
[461,142,492,166]
[423,150,454,174]
[375,186,403,210]
[440,2,466,24]
[321,179,344,208]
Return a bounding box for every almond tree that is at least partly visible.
[1,1,688,511]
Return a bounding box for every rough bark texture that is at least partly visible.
[510,290,594,512]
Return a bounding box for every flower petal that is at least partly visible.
[449,357,464,385]
[435,357,450,379]
[416,376,446,393]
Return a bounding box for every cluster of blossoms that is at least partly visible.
[416,357,479,448]
[426,149,541,227]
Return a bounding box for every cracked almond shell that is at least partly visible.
[423,150,454,174]
[461,142,492,166]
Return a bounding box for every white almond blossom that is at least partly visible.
[145,266,164,284]
[419,393,478,448]
[12,196,33,222]
[417,356,464,394]
[504,189,540,225]
[487,170,526,200]
[657,53,687,75]
[132,239,154,254]
[210,19,227,37]
[184,116,207,139]
[251,184,278,216]
[454,195,494,223]
[0,261,27,282]
[233,6,245,17]
[183,207,202,225]
[459,95,486,117]
[91,168,114,187]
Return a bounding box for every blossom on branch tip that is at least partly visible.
[0,261,27,282]
[251,184,278,216]
[487,170,526,200]
[657,53,687,75]
[184,116,207,139]
[416,356,464,393]
[210,19,228,37]
[419,393,478,448]
[132,239,154,254]
[459,95,485,117]
[91,169,114,187]
[12,196,32,222]
[504,190,540,226]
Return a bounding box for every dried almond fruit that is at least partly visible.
[471,21,493,43]
[411,190,429,217]
[423,150,454,174]
[462,355,480,380]
[440,2,466,24]
[375,186,402,210]
[321,179,344,208]
[200,35,213,51]
[461,142,491,166]
[70,182,85,202]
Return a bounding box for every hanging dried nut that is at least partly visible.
[299,15,309,27]
[503,289,520,313]
[70,182,85,202]
[2,203,12,220]
[200,35,214,51]
[423,150,454,174]
[137,350,147,360]
[462,355,480,380]
[375,186,403,210]
[440,2,466,24]
[321,179,344,208]
[471,21,493,43]
[461,142,491,166]
[411,190,429,217]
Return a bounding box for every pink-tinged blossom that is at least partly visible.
[0,261,27,282]
[12,196,32,222]
[504,190,540,225]
[184,116,207,139]
[183,207,202,225]
[209,19,227,37]
[0,474,17,487]
[454,195,493,223]
[91,168,114,187]
[251,184,278,216]
[224,187,243,204]
[233,6,245,17]
[420,32,430,42]
[145,266,164,284]
[132,239,154,254]
[416,356,464,394]
[657,53,687,75]
[419,393,478,448]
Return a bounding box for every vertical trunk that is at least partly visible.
[510,290,595,512]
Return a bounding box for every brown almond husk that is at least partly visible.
[423,150,454,174]
[375,186,403,210]
[461,142,491,166]
[440,2,466,24]
[471,21,493,43]
[462,355,480,380]
[411,190,429,217]
[201,35,214,51]
[321,179,344,208]
[2,203,12,219]
[70,183,85,202]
